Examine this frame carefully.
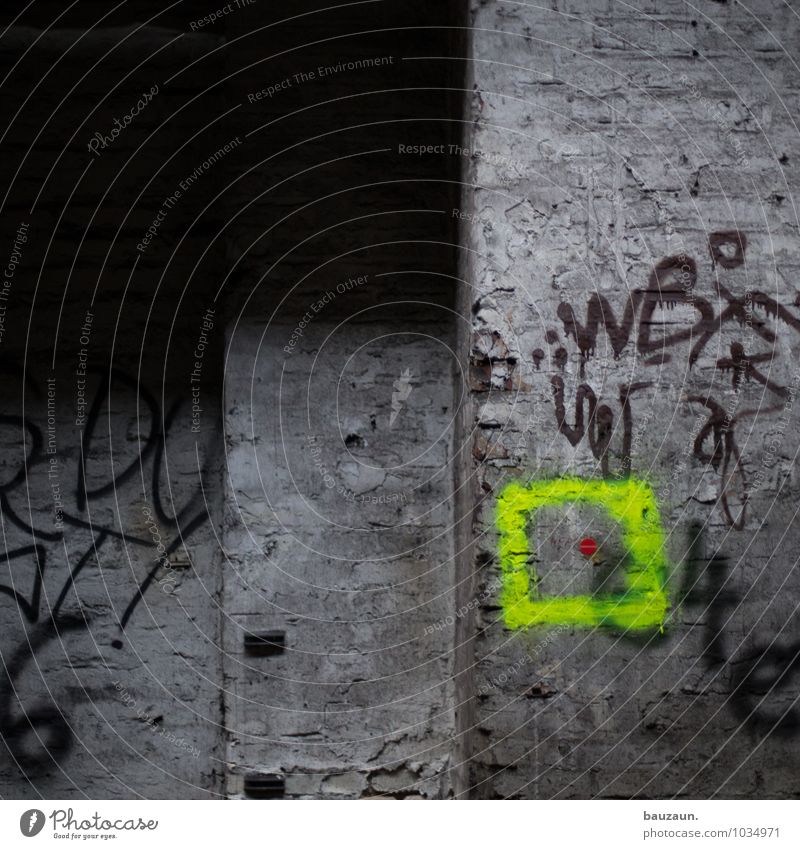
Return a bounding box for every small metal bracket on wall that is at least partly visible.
[243,630,285,656]
[244,774,285,799]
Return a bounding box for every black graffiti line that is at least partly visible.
[51,531,110,619]
[0,368,216,771]
[551,377,651,478]
[76,368,160,512]
[0,415,43,495]
[151,398,194,529]
[0,513,206,769]
[118,510,207,631]
[716,342,789,399]
[684,525,800,736]
[688,397,784,531]
[61,511,151,545]
[557,292,637,361]
[551,376,596,447]
[551,243,800,372]
[0,545,47,623]
[1,493,63,543]
[0,617,90,770]
[1,490,158,549]
[687,396,748,530]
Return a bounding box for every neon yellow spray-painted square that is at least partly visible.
[496,477,669,631]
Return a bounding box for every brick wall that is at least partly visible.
[460,0,800,798]
[0,12,229,798]
[220,0,467,798]
[3,0,800,800]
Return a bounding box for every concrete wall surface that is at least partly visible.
[1,0,800,799]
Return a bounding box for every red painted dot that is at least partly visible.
[579,537,598,557]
